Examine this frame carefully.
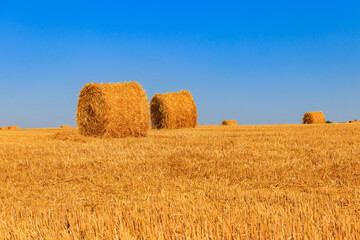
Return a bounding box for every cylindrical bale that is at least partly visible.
[76,81,150,138]
[150,90,197,129]
[60,125,72,129]
[7,126,19,130]
[302,111,326,124]
[221,120,238,126]
[349,120,360,123]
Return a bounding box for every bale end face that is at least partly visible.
[221,120,238,126]
[150,94,168,129]
[76,81,150,138]
[302,112,326,124]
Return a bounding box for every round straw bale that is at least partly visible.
[7,126,19,130]
[150,90,197,129]
[76,81,149,138]
[60,125,72,129]
[221,120,238,126]
[349,120,360,123]
[302,111,326,124]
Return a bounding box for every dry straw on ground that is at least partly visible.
[150,90,197,129]
[221,120,238,126]
[303,111,326,124]
[76,81,149,138]
[2,124,360,238]
[52,130,96,143]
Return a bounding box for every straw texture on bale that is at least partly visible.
[303,112,326,124]
[221,120,238,126]
[349,120,360,123]
[76,81,149,138]
[150,90,197,129]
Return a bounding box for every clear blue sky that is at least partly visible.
[1,1,359,128]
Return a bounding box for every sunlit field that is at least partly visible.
[0,124,359,239]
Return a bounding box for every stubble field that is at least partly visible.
[0,124,359,239]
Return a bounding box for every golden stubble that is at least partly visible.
[0,123,359,239]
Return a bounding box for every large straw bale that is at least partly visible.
[76,81,149,138]
[150,90,197,129]
[221,120,238,126]
[302,111,326,124]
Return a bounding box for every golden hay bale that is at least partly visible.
[221,120,238,126]
[60,125,72,129]
[76,81,149,138]
[349,120,360,123]
[150,90,197,129]
[302,111,326,124]
[0,126,19,131]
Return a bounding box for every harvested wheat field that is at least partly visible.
[0,124,360,239]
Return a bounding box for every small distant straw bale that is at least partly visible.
[7,126,19,130]
[302,112,326,124]
[349,120,360,123]
[60,125,72,129]
[150,90,197,129]
[0,126,19,130]
[221,120,238,126]
[76,81,149,138]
